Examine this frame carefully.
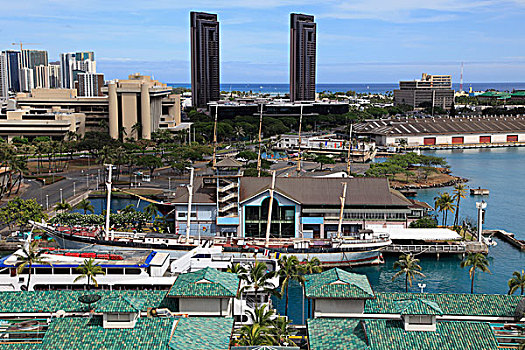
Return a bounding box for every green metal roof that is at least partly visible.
[364,320,499,350]
[393,299,443,316]
[365,292,523,317]
[168,267,239,298]
[168,317,233,350]
[0,317,234,350]
[307,318,369,350]
[479,91,511,98]
[95,296,145,313]
[0,290,167,313]
[305,268,374,299]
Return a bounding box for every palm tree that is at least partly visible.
[76,198,95,215]
[392,254,425,292]
[74,258,106,289]
[237,323,274,346]
[452,184,468,226]
[434,192,456,226]
[508,270,525,295]
[278,256,304,316]
[143,203,158,222]
[248,304,275,326]
[272,316,297,347]
[241,262,277,308]
[55,201,72,213]
[300,257,323,275]
[15,241,50,291]
[461,253,490,294]
[227,262,247,275]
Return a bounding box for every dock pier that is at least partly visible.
[484,229,525,251]
[382,242,488,255]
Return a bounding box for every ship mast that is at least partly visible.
[256,103,263,177]
[212,105,218,168]
[296,104,303,173]
[185,167,195,243]
[337,182,348,239]
[105,164,113,240]
[265,170,276,248]
[346,123,353,176]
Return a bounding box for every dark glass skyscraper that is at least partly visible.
[290,13,316,102]
[4,50,21,92]
[190,11,220,108]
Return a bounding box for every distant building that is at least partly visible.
[0,53,7,101]
[60,51,96,89]
[19,67,34,92]
[394,73,454,109]
[2,50,21,92]
[21,49,48,70]
[290,13,317,102]
[0,107,86,141]
[13,73,181,139]
[35,65,50,88]
[354,115,525,146]
[48,63,61,88]
[190,12,220,108]
[78,72,104,97]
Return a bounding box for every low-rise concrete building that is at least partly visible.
[0,106,85,141]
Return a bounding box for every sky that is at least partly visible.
[1,0,525,83]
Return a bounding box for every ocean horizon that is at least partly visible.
[168,82,525,95]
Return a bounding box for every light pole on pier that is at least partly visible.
[476,201,487,243]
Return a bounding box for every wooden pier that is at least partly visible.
[484,229,525,251]
[382,242,488,255]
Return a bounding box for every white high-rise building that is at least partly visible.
[0,53,8,101]
[35,65,50,89]
[20,67,34,92]
[60,51,96,89]
[78,72,104,97]
[48,64,61,88]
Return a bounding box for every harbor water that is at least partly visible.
[276,147,525,324]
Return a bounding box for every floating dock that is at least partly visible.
[470,188,490,195]
[484,229,525,251]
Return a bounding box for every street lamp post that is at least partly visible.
[59,188,63,203]
[73,182,76,196]
[169,177,171,191]
[46,195,49,210]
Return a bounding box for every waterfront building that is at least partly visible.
[2,50,21,93]
[78,72,104,97]
[166,267,239,317]
[305,268,523,349]
[171,174,428,239]
[290,13,317,102]
[190,12,220,108]
[60,51,96,89]
[394,73,454,109]
[0,289,234,350]
[355,115,525,147]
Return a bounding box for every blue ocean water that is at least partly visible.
[169,82,525,95]
[275,147,525,324]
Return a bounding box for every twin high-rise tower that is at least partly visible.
[190,12,317,107]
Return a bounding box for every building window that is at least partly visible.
[244,198,295,238]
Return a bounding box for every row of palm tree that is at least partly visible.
[433,183,467,227]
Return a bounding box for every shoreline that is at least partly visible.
[392,175,468,190]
